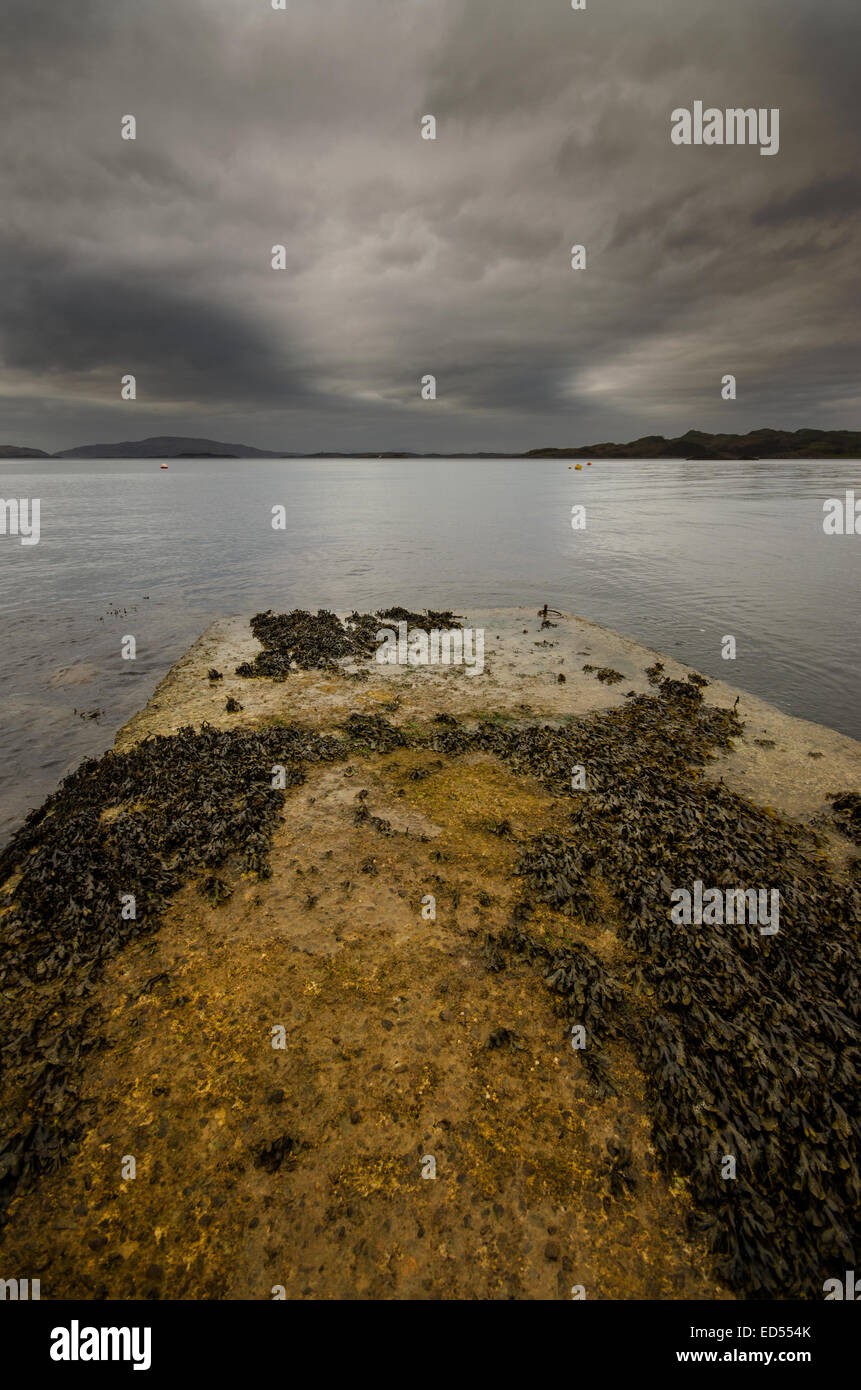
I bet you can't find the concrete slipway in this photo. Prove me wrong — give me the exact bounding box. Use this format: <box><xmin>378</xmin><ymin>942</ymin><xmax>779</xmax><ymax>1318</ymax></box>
<box><xmin>1</xmin><ymin>609</ymin><xmax>857</xmax><ymax>1299</ymax></box>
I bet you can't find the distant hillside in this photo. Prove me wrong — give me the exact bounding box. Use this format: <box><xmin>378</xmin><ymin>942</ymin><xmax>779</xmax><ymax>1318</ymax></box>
<box><xmin>54</xmin><ymin>435</ymin><xmax>282</xmax><ymax>459</ymax></box>
<box><xmin>3</xmin><ymin>428</ymin><xmax>859</xmax><ymax>461</ymax></box>
<box><xmin>526</xmin><ymin>428</ymin><xmax>861</xmax><ymax>460</ymax></box>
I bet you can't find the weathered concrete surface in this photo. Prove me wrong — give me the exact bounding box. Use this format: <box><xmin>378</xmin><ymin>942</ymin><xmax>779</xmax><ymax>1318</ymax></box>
<box><xmin>118</xmin><ymin>607</ymin><xmax>861</xmax><ymax>840</ymax></box>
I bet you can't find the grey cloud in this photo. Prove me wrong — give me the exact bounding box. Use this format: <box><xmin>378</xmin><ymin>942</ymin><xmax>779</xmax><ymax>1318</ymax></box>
<box><xmin>751</xmin><ymin>176</ymin><xmax>861</xmax><ymax>225</ymax></box>
<box><xmin>0</xmin><ymin>0</ymin><xmax>858</xmax><ymax>454</ymax></box>
<box><xmin>0</xmin><ymin>241</ymin><xmax>311</xmax><ymax>406</ymax></box>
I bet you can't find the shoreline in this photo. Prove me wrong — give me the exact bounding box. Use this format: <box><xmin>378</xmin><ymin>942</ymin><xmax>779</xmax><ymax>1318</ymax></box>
<box><xmin>5</xmin><ymin>452</ymin><xmax>861</xmax><ymax>462</ymax></box>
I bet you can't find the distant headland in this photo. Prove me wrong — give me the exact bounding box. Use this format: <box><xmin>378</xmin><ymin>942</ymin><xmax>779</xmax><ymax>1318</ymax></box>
<box><xmin>1</xmin><ymin>428</ymin><xmax>859</xmax><ymax>461</ymax></box>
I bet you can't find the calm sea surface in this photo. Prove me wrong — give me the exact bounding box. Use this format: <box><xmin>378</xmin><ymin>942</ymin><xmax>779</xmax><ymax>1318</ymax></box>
<box><xmin>1</xmin><ymin>456</ymin><xmax>859</xmax><ymax>841</ymax></box>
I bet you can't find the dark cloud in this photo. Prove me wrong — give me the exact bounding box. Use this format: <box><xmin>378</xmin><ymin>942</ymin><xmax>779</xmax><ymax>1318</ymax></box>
<box><xmin>0</xmin><ymin>241</ymin><xmax>311</xmax><ymax>406</ymax></box>
<box><xmin>751</xmin><ymin>175</ymin><xmax>861</xmax><ymax>226</ymax></box>
<box><xmin>0</xmin><ymin>0</ymin><xmax>858</xmax><ymax>453</ymax></box>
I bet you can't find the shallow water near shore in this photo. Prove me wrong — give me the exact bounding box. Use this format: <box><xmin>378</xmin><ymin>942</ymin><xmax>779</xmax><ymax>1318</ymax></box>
<box><xmin>1</xmin><ymin>455</ymin><xmax>859</xmax><ymax>840</ymax></box>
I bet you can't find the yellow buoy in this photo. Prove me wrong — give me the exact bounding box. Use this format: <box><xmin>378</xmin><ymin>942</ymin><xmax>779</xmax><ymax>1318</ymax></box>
<box><xmin>574</xmin><ymin>464</ymin><xmax>582</xmax><ymax>470</ymax></box>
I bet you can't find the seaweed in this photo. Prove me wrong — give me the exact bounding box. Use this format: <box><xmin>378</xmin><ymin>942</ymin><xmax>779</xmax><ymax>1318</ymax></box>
<box><xmin>827</xmin><ymin>792</ymin><xmax>861</xmax><ymax>846</ymax></box>
<box><xmin>236</xmin><ymin>607</ymin><xmax>463</xmax><ymax>680</ymax></box>
<box><xmin>603</xmin><ymin>1140</ymin><xmax>637</xmax><ymax>1198</ymax></box>
<box><xmin>253</xmin><ymin>1135</ymin><xmax>300</xmax><ymax>1173</ymax></box>
<box><xmin>485</xmin><ymin>1027</ymin><xmax>524</xmax><ymax>1052</ymax></box>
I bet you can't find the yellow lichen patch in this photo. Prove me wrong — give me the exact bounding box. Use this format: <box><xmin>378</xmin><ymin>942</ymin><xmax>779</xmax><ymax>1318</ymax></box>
<box><xmin>356</xmin><ymin>687</ymin><xmax>404</xmax><ymax>707</ymax></box>
<box><xmin>329</xmin><ymin>1154</ymin><xmax>417</xmax><ymax>1200</ymax></box>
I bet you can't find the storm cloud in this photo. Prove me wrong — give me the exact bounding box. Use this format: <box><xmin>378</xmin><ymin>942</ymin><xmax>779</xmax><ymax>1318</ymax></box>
<box><xmin>1</xmin><ymin>0</ymin><xmax>858</xmax><ymax>452</ymax></box>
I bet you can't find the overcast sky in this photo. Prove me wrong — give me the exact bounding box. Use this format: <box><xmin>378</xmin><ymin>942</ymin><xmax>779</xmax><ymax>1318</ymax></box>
<box><xmin>1</xmin><ymin>0</ymin><xmax>859</xmax><ymax>453</ymax></box>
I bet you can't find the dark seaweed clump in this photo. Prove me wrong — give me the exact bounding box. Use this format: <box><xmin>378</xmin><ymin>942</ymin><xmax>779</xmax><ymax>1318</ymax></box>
<box><xmin>827</xmin><ymin>792</ymin><xmax>861</xmax><ymax>846</ymax></box>
<box><xmin>456</xmin><ymin>676</ymin><xmax>859</xmax><ymax>1298</ymax></box>
<box><xmin>603</xmin><ymin>1140</ymin><xmax>637</xmax><ymax>1198</ymax></box>
<box><xmin>0</xmin><ymin>721</ymin><xmax>346</xmax><ymax>1221</ymax></box>
<box><xmin>236</xmin><ymin>607</ymin><xmax>462</xmax><ymax>680</ymax></box>
<box><xmin>340</xmin><ymin>712</ymin><xmax>409</xmax><ymax>754</ymax></box>
<box><xmin>515</xmin><ymin>833</ymin><xmax>596</xmax><ymax>920</ymax></box>
<box><xmin>253</xmin><ymin>1134</ymin><xmax>300</xmax><ymax>1173</ymax></box>
<box><xmin>499</xmin><ymin>912</ymin><xmax>627</xmax><ymax>1100</ymax></box>
<box><xmin>582</xmin><ymin>665</ymin><xmax>625</xmax><ymax>685</ymax></box>
<box><xmin>197</xmin><ymin>873</ymin><xmax>233</xmax><ymax>905</ymax></box>
<box><xmin>485</xmin><ymin>1026</ymin><xmax>524</xmax><ymax>1053</ymax></box>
